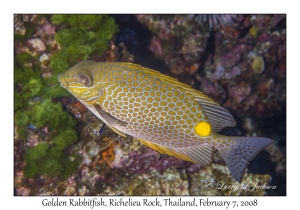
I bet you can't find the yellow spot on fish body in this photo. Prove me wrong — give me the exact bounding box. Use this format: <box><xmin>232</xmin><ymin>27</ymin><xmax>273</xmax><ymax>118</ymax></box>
<box><xmin>169</xmin><ymin>103</ymin><xmax>175</xmax><ymax>108</ymax></box>
<box><xmin>120</xmin><ymin>81</ymin><xmax>126</xmax><ymax>87</ymax></box>
<box><xmin>169</xmin><ymin>110</ymin><xmax>175</xmax><ymax>115</ymax></box>
<box><xmin>176</xmin><ymin>102</ymin><xmax>183</xmax><ymax>106</ymax></box>
<box><xmin>167</xmin><ymin>92</ymin><xmax>173</xmax><ymax>97</ymax></box>
<box><xmin>194</xmin><ymin>121</ymin><xmax>212</xmax><ymax>137</ymax></box>
<box><xmin>154</xmin><ymin>97</ymin><xmax>160</xmax><ymax>101</ymax></box>
<box><xmin>153</xmin><ymin>86</ymin><xmax>158</xmax><ymax>91</ymax></box>
<box><xmin>160</xmin><ymin>101</ymin><xmax>167</xmax><ymax>106</ymax></box>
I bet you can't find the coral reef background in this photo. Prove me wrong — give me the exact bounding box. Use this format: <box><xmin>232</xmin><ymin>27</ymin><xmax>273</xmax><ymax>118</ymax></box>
<box><xmin>14</xmin><ymin>14</ymin><xmax>286</xmax><ymax>196</ymax></box>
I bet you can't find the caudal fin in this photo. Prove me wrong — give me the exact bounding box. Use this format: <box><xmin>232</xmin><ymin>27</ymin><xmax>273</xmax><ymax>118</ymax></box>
<box><xmin>217</xmin><ymin>136</ymin><xmax>273</xmax><ymax>182</ymax></box>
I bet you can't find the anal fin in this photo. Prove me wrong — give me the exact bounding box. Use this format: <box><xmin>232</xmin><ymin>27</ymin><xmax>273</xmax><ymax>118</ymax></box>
<box><xmin>137</xmin><ymin>138</ymin><xmax>214</xmax><ymax>166</ymax></box>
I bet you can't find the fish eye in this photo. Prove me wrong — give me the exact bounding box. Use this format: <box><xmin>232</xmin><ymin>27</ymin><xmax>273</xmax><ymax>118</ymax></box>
<box><xmin>78</xmin><ymin>74</ymin><xmax>92</xmax><ymax>86</ymax></box>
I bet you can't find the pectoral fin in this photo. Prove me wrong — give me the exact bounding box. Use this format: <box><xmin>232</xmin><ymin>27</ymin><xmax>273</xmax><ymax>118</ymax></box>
<box><xmin>93</xmin><ymin>104</ymin><xmax>127</xmax><ymax>137</ymax></box>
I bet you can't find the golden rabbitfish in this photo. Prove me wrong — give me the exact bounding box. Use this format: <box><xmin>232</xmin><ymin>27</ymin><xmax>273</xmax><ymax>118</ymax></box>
<box><xmin>58</xmin><ymin>60</ymin><xmax>273</xmax><ymax>182</ymax></box>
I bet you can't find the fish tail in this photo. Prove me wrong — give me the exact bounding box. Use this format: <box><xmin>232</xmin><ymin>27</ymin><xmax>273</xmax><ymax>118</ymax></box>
<box><xmin>214</xmin><ymin>135</ymin><xmax>273</xmax><ymax>182</ymax></box>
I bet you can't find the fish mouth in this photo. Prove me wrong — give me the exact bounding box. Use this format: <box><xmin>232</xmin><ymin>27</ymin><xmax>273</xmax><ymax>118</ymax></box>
<box><xmin>58</xmin><ymin>73</ymin><xmax>68</xmax><ymax>88</ymax></box>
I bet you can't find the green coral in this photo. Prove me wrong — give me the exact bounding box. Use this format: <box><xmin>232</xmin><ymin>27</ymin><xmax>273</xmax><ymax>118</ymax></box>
<box><xmin>15</xmin><ymin>98</ymin><xmax>80</xmax><ymax>178</ymax></box>
<box><xmin>52</xmin><ymin>128</ymin><xmax>78</xmax><ymax>149</ymax></box>
<box><xmin>14</xmin><ymin>14</ymin><xmax>118</xmax><ymax>179</ymax></box>
<box><xmin>30</xmin><ymin>99</ymin><xmax>76</xmax><ymax>129</ymax></box>
<box><xmin>14</xmin><ymin>91</ymin><xmax>23</xmax><ymax>110</ymax></box>
<box><xmin>49</xmin><ymin>14</ymin><xmax>118</xmax><ymax>75</ymax></box>
<box><xmin>24</xmin><ymin>143</ymin><xmax>80</xmax><ymax>178</ymax></box>
<box><xmin>14</xmin><ymin>22</ymin><xmax>36</xmax><ymax>41</ymax></box>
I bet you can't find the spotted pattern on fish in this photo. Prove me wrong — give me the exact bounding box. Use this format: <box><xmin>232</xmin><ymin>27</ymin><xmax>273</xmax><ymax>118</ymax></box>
<box><xmin>58</xmin><ymin>60</ymin><xmax>273</xmax><ymax>182</ymax></box>
<box><xmin>100</xmin><ymin>67</ymin><xmax>210</xmax><ymax>147</ymax></box>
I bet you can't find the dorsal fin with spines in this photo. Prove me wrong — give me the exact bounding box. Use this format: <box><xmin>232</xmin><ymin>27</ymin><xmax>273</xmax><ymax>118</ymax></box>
<box><xmin>112</xmin><ymin>62</ymin><xmax>236</xmax><ymax>131</ymax></box>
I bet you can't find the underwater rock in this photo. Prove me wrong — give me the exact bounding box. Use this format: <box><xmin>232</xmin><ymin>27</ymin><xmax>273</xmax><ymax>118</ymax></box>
<box><xmin>220</xmin><ymin>44</ymin><xmax>252</xmax><ymax>68</ymax></box>
<box><xmin>226</xmin><ymin>82</ymin><xmax>251</xmax><ymax>110</ymax></box>
<box><xmin>111</xmin><ymin>144</ymin><xmax>185</xmax><ymax>175</ymax></box>
<box><xmin>89</xmin><ymin>42</ymin><xmax>134</xmax><ymax>63</ymax></box>
<box><xmin>136</xmin><ymin>14</ymin><xmax>207</xmax><ymax>74</ymax></box>
<box><xmin>188</xmin><ymin>163</ymin><xmax>271</xmax><ymax>195</ymax></box>
<box><xmin>120</xmin><ymin>167</ymin><xmax>189</xmax><ymax>196</ymax></box>
<box><xmin>149</xmin><ymin>36</ymin><xmax>163</xmax><ymax>55</ymax></box>
<box><xmin>85</xmin><ymin>141</ymin><xmax>101</xmax><ymax>159</ymax></box>
<box><xmin>224</xmin><ymin>66</ymin><xmax>241</xmax><ymax>79</ymax></box>
<box><xmin>39</xmin><ymin>53</ymin><xmax>50</xmax><ymax>69</ymax></box>
<box><xmin>26</xmin><ymin>130</ymin><xmax>39</xmax><ymax>148</ymax></box>
<box><xmin>200</xmin><ymin>79</ymin><xmax>226</xmax><ymax>104</ymax></box>
<box><xmin>16</xmin><ymin>186</ymin><xmax>31</xmax><ymax>196</ymax></box>
<box><xmin>265</xmin><ymin>144</ymin><xmax>286</xmax><ymax>175</ymax></box>
<box><xmin>242</xmin><ymin>117</ymin><xmax>256</xmax><ymax>133</ymax></box>
<box><xmin>258</xmin><ymin>78</ymin><xmax>274</xmax><ymax>96</ymax></box>
<box><xmin>14</xmin><ymin>14</ymin><xmax>26</xmax><ymax>35</ymax></box>
<box><xmin>22</xmin><ymin>14</ymin><xmax>39</xmax><ymax>23</ymax></box>
<box><xmin>206</xmin><ymin>64</ymin><xmax>225</xmax><ymax>80</ymax></box>
<box><xmin>27</xmin><ymin>38</ymin><xmax>46</xmax><ymax>52</ymax></box>
<box><xmin>251</xmin><ymin>56</ymin><xmax>265</xmax><ymax>74</ymax></box>
<box><xmin>37</xmin><ymin>22</ymin><xmax>56</xmax><ymax>36</ymax></box>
